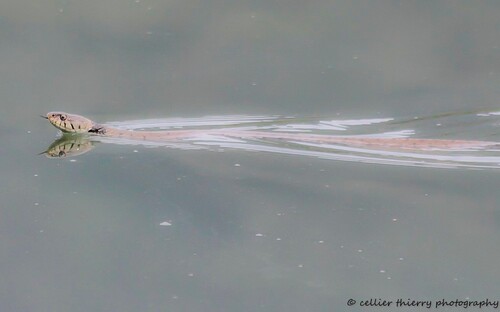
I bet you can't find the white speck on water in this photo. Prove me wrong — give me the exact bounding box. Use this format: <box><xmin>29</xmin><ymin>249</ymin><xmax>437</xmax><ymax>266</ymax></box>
<box><xmin>34</xmin><ymin>174</ymin><xmax>38</xmax><ymax>177</ymax></box>
<box><xmin>276</xmin><ymin>237</ymin><xmax>282</xmax><ymax>241</ymax></box>
<box><xmin>133</xmin><ymin>150</ymin><xmax>139</xmax><ymax>153</ymax></box>
<box><xmin>58</xmin><ymin>8</ymin><xmax>64</xmax><ymax>13</ymax></box>
<box><xmin>387</xmin><ymin>276</ymin><xmax>392</xmax><ymax>280</ymax></box>
<box><xmin>399</xmin><ymin>257</ymin><xmax>404</xmax><ymax>261</ymax></box>
<box><xmin>27</xmin><ymin>131</ymin><xmax>31</xmax><ymax>134</ymax></box>
<box><xmin>392</xmin><ymin>218</ymin><xmax>398</xmax><ymax>222</ymax></box>
<box><xmin>251</xmin><ymin>82</ymin><xmax>257</xmax><ymax>86</ymax></box>
<box><xmin>318</xmin><ymin>240</ymin><xmax>324</xmax><ymax>244</ymax></box>
<box><xmin>297</xmin><ymin>264</ymin><xmax>304</xmax><ymax>268</ymax></box>
<box><xmin>234</xmin><ymin>163</ymin><xmax>241</xmax><ymax>167</ymax></box>
<box><xmin>146</xmin><ymin>31</ymin><xmax>153</xmax><ymax>35</ymax></box>
<box><xmin>379</xmin><ymin>269</ymin><xmax>386</xmax><ymax>273</ymax></box>
<box><xmin>357</xmin><ymin>249</ymin><xmax>363</xmax><ymax>253</ymax></box>
<box><xmin>352</xmin><ymin>55</ymin><xmax>359</xmax><ymax>60</ymax></box>
<box><xmin>255</xmin><ymin>233</ymin><xmax>264</xmax><ymax>237</ymax></box>
<box><xmin>340</xmin><ymin>245</ymin><xmax>344</xmax><ymax>248</ymax></box>
<box><xmin>39</xmin><ymin>230</ymin><xmax>44</xmax><ymax>233</ymax></box>
<box><xmin>34</xmin><ymin>202</ymin><xmax>39</xmax><ymax>206</ymax></box>
<box><xmin>172</xmin><ymin>295</ymin><xmax>178</xmax><ymax>300</ymax></box>
<box><xmin>188</xmin><ymin>273</ymin><xmax>194</xmax><ymax>277</ymax></box>
<box><xmin>250</xmin><ymin>14</ymin><xmax>255</xmax><ymax>19</ymax></box>
<box><xmin>160</xmin><ymin>221</ymin><xmax>172</xmax><ymax>226</ymax></box>
<box><xmin>69</xmin><ymin>159</ymin><xmax>77</xmax><ymax>162</ymax></box>
<box><xmin>436</xmin><ymin>123</ymin><xmax>442</xmax><ymax>126</ymax></box>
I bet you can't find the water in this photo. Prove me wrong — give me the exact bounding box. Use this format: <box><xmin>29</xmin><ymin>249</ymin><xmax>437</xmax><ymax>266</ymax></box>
<box><xmin>2</xmin><ymin>1</ymin><xmax>500</xmax><ymax>311</ymax></box>
<box><xmin>9</xmin><ymin>111</ymin><xmax>500</xmax><ymax>311</ymax></box>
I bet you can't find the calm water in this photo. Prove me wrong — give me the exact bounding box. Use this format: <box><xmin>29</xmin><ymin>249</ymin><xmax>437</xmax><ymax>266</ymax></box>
<box><xmin>2</xmin><ymin>1</ymin><xmax>500</xmax><ymax>311</ymax></box>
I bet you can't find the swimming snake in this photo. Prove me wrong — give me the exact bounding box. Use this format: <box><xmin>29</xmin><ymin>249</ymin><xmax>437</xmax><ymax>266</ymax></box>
<box><xmin>44</xmin><ymin>112</ymin><xmax>500</xmax><ymax>151</ymax></box>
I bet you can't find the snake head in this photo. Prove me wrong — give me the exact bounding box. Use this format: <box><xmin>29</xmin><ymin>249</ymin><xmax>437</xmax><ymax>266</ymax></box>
<box><xmin>46</xmin><ymin>112</ymin><xmax>96</xmax><ymax>133</ymax></box>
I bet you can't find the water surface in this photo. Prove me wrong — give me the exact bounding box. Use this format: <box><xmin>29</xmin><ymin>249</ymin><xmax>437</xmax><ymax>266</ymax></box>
<box><xmin>2</xmin><ymin>1</ymin><xmax>500</xmax><ymax>311</ymax></box>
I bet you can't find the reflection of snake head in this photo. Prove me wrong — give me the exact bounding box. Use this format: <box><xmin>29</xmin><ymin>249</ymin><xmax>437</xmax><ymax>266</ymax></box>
<box><xmin>42</xmin><ymin>135</ymin><xmax>95</xmax><ymax>158</ymax></box>
<box><xmin>45</xmin><ymin>112</ymin><xmax>99</xmax><ymax>133</ymax></box>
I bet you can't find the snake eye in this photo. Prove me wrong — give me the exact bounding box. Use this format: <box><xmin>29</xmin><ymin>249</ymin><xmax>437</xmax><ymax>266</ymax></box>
<box><xmin>58</xmin><ymin>151</ymin><xmax>66</xmax><ymax>157</ymax></box>
<box><xmin>60</xmin><ymin>114</ymin><xmax>67</xmax><ymax>121</ymax></box>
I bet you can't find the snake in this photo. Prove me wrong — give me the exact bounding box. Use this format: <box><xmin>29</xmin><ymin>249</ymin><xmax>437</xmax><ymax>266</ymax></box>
<box><xmin>44</xmin><ymin>111</ymin><xmax>500</xmax><ymax>151</ymax></box>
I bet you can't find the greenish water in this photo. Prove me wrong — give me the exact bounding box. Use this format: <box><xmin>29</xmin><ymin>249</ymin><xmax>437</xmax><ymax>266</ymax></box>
<box><xmin>2</xmin><ymin>1</ymin><xmax>500</xmax><ymax>311</ymax></box>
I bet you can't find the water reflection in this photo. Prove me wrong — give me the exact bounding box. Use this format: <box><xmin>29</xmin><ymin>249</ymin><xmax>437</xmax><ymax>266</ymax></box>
<box><xmin>43</xmin><ymin>135</ymin><xmax>96</xmax><ymax>158</ymax></box>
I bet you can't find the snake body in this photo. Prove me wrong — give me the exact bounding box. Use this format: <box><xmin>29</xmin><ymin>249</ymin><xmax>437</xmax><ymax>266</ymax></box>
<box><xmin>45</xmin><ymin>112</ymin><xmax>500</xmax><ymax>151</ymax></box>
